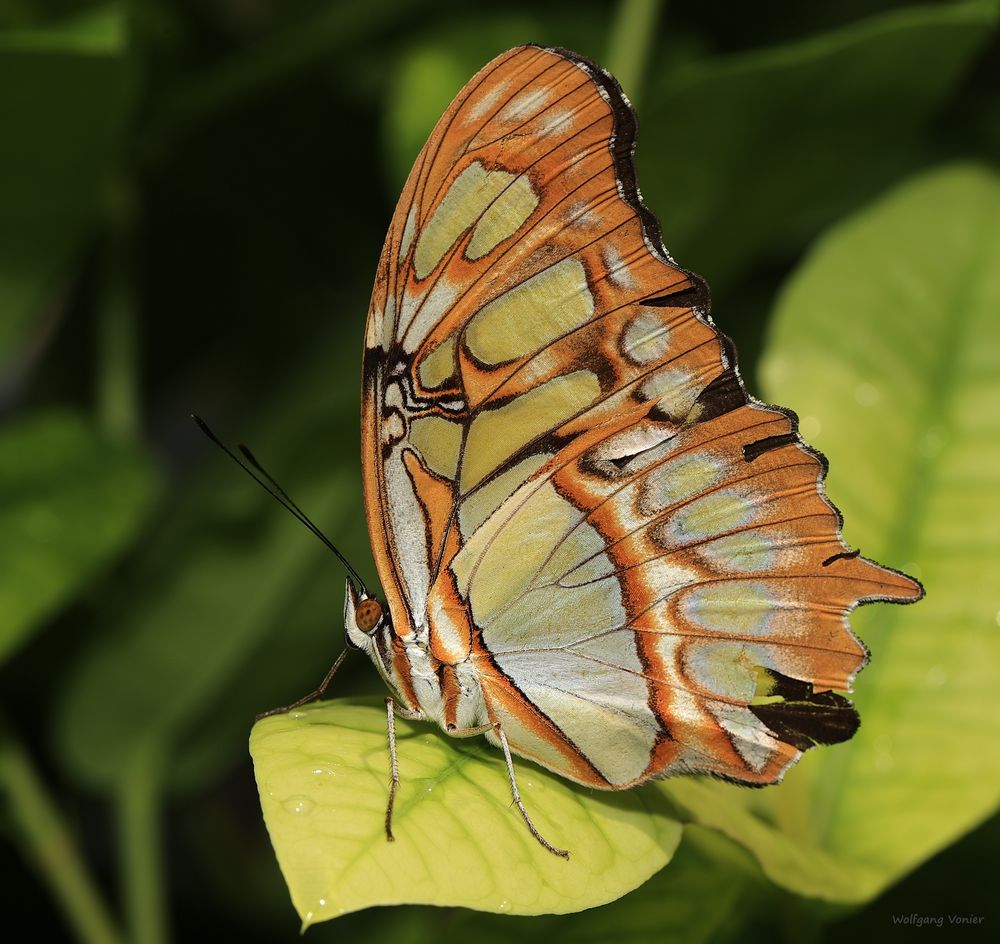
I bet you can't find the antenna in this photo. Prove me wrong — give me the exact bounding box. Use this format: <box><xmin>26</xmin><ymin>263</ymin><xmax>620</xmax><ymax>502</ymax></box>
<box><xmin>191</xmin><ymin>414</ymin><xmax>368</xmax><ymax>595</ymax></box>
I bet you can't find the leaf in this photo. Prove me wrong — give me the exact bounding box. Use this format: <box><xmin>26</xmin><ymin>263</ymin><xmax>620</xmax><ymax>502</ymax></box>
<box><xmin>0</xmin><ymin>5</ymin><xmax>129</xmax><ymax>366</ymax></box>
<box><xmin>250</xmin><ymin>699</ymin><xmax>682</xmax><ymax>923</ymax></box>
<box><xmin>54</xmin><ymin>445</ymin><xmax>355</xmax><ymax>790</ymax></box>
<box><xmin>56</xmin><ymin>473</ymin><xmax>353</xmax><ymax>789</ymax></box>
<box><xmin>664</xmin><ymin>778</ymin><xmax>866</xmax><ymax>902</ymax></box>
<box><xmin>462</xmin><ymin>826</ymin><xmax>764</xmax><ymax>944</ymax></box>
<box><xmin>0</xmin><ymin>5</ymin><xmax>124</xmax><ymax>54</ymax></box>
<box><xmin>667</xmin><ymin>164</ymin><xmax>1000</xmax><ymax>903</ymax></box>
<box><xmin>0</xmin><ymin>410</ymin><xmax>158</xmax><ymax>663</ymax></box>
<box><xmin>52</xmin><ymin>328</ymin><xmax>376</xmax><ymax>792</ymax></box>
<box><xmin>640</xmin><ymin>1</ymin><xmax>997</xmax><ymax>299</ymax></box>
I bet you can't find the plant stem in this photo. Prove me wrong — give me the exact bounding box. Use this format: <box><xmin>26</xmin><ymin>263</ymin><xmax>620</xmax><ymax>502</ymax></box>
<box><xmin>95</xmin><ymin>173</ymin><xmax>140</xmax><ymax>442</ymax></box>
<box><xmin>0</xmin><ymin>725</ymin><xmax>125</xmax><ymax>944</ymax></box>
<box><xmin>606</xmin><ymin>0</ymin><xmax>665</xmax><ymax>109</ymax></box>
<box><xmin>118</xmin><ymin>740</ymin><xmax>168</xmax><ymax>944</ymax></box>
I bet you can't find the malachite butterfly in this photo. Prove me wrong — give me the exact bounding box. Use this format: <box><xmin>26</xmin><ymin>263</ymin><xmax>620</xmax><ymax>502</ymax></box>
<box><xmin>270</xmin><ymin>45</ymin><xmax>923</xmax><ymax>857</ymax></box>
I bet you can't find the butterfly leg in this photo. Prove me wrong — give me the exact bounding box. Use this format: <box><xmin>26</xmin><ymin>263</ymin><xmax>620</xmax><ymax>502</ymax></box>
<box><xmin>446</xmin><ymin>720</ymin><xmax>569</xmax><ymax>859</ymax></box>
<box><xmin>255</xmin><ymin>648</ymin><xmax>349</xmax><ymax>721</ymax></box>
<box><xmin>384</xmin><ymin>696</ymin><xmax>421</xmax><ymax>842</ymax></box>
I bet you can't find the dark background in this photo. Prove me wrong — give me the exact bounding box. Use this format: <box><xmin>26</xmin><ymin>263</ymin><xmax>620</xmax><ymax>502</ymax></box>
<box><xmin>1</xmin><ymin>1</ymin><xmax>997</xmax><ymax>942</ymax></box>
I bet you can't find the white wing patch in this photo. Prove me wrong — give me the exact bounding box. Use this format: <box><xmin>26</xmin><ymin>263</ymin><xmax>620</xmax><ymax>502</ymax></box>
<box><xmin>494</xmin><ymin>647</ymin><xmax>657</xmax><ymax>785</ymax></box>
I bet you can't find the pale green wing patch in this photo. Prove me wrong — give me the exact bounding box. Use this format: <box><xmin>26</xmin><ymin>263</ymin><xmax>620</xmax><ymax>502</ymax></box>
<box><xmin>250</xmin><ymin>699</ymin><xmax>682</xmax><ymax>924</ymax></box>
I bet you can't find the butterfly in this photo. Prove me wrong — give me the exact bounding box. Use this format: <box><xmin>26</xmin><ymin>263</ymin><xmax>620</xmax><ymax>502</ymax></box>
<box><xmin>259</xmin><ymin>44</ymin><xmax>923</xmax><ymax>858</ymax></box>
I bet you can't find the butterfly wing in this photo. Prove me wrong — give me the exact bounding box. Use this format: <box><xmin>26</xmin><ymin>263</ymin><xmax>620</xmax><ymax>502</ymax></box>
<box><xmin>361</xmin><ymin>45</ymin><xmax>922</xmax><ymax>787</ymax></box>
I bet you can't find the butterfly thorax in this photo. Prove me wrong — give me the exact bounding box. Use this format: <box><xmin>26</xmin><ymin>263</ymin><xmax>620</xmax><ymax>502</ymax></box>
<box><xmin>379</xmin><ymin>616</ymin><xmax>488</xmax><ymax>732</ymax></box>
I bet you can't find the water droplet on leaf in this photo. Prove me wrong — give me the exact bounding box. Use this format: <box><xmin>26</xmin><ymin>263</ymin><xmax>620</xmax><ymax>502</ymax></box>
<box><xmin>926</xmin><ymin>665</ymin><xmax>948</xmax><ymax>687</ymax></box>
<box><xmin>283</xmin><ymin>795</ymin><xmax>315</xmax><ymax>815</ymax></box>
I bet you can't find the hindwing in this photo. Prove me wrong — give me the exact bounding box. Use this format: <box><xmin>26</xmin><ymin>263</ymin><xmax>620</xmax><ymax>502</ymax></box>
<box><xmin>361</xmin><ymin>45</ymin><xmax>922</xmax><ymax>788</ymax></box>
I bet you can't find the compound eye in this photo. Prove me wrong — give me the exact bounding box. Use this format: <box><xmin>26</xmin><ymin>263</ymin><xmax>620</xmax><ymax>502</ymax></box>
<box><xmin>355</xmin><ymin>598</ymin><xmax>383</xmax><ymax>634</ymax></box>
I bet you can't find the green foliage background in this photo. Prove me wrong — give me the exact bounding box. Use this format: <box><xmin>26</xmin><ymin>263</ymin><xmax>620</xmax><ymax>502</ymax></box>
<box><xmin>1</xmin><ymin>1</ymin><xmax>998</xmax><ymax>942</ymax></box>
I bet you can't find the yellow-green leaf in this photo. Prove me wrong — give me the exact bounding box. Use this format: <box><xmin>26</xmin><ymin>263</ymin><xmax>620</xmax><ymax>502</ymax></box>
<box><xmin>250</xmin><ymin>698</ymin><xmax>682</xmax><ymax>924</ymax></box>
<box><xmin>667</xmin><ymin>164</ymin><xmax>1000</xmax><ymax>903</ymax></box>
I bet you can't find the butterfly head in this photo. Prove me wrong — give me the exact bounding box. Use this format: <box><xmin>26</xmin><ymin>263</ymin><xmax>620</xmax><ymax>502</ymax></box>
<box><xmin>344</xmin><ymin>578</ymin><xmax>384</xmax><ymax>650</ymax></box>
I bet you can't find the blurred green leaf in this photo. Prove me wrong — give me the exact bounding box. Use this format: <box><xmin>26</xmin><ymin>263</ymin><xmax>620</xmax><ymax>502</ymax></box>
<box><xmin>163</xmin><ymin>558</ymin><xmax>368</xmax><ymax>794</ymax></box>
<box><xmin>0</xmin><ymin>4</ymin><xmax>124</xmax><ymax>53</ymax></box>
<box><xmin>668</xmin><ymin>163</ymin><xmax>1000</xmax><ymax>903</ymax></box>
<box><xmin>0</xmin><ymin>4</ymin><xmax>128</xmax><ymax>367</ymax></box>
<box><xmin>53</xmin><ymin>328</ymin><xmax>370</xmax><ymax>791</ymax></box>
<box><xmin>0</xmin><ymin>409</ymin><xmax>158</xmax><ymax>663</ymax></box>
<box><xmin>666</xmin><ymin>777</ymin><xmax>863</xmax><ymax>901</ymax></box>
<box><xmin>250</xmin><ymin>698</ymin><xmax>681</xmax><ymax>923</ymax></box>
<box><xmin>381</xmin><ymin>14</ymin><xmax>542</xmax><ymax>189</ymax></box>
<box><xmin>53</xmin><ymin>464</ymin><xmax>354</xmax><ymax>791</ymax></box>
<box><xmin>640</xmin><ymin>1</ymin><xmax>998</xmax><ymax>296</ymax></box>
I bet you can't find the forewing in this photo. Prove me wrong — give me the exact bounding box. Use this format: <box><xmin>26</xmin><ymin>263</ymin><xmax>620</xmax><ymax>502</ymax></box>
<box><xmin>360</xmin><ymin>45</ymin><xmax>922</xmax><ymax>787</ymax></box>
<box><xmin>362</xmin><ymin>45</ymin><xmax>703</xmax><ymax>632</ymax></box>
